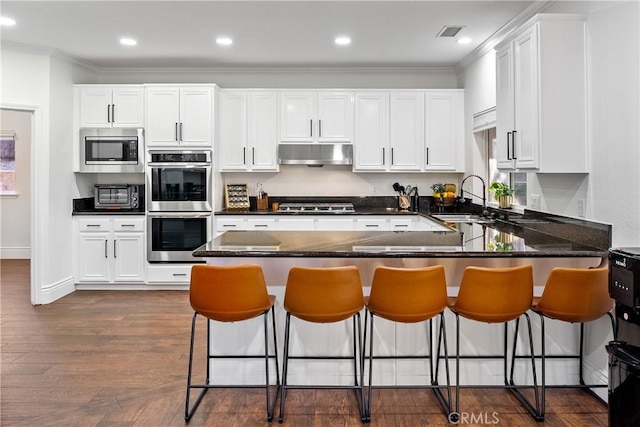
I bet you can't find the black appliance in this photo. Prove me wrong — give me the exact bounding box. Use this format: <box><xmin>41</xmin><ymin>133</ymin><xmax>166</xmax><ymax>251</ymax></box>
<box><xmin>607</xmin><ymin>247</ymin><xmax>640</xmax><ymax>427</ymax></box>
<box><xmin>147</xmin><ymin>212</ymin><xmax>212</xmax><ymax>263</ymax></box>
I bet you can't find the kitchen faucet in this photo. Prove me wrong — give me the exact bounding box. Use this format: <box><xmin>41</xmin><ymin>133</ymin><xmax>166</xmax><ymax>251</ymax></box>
<box><xmin>459</xmin><ymin>174</ymin><xmax>487</xmax><ymax>215</ymax></box>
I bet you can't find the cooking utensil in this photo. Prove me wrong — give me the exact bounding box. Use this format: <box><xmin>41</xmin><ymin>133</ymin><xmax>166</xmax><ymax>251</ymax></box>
<box><xmin>399</xmin><ymin>185</ymin><xmax>405</xmax><ymax>194</ymax></box>
<box><xmin>393</xmin><ymin>182</ymin><xmax>401</xmax><ymax>193</ymax></box>
<box><xmin>405</xmin><ymin>185</ymin><xmax>413</xmax><ymax>196</ymax></box>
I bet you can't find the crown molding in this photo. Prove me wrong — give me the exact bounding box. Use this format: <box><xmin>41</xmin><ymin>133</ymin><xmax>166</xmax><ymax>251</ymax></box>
<box><xmin>97</xmin><ymin>65</ymin><xmax>456</xmax><ymax>75</ymax></box>
<box><xmin>1</xmin><ymin>40</ymin><xmax>100</xmax><ymax>72</ymax></box>
<box><xmin>454</xmin><ymin>0</ymin><xmax>557</xmax><ymax>74</ymax></box>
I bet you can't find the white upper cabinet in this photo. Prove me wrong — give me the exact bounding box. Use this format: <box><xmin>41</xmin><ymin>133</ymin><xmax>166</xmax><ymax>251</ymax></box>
<box><xmin>78</xmin><ymin>85</ymin><xmax>144</xmax><ymax>128</ymax></box>
<box><xmin>280</xmin><ymin>91</ymin><xmax>353</xmax><ymax>143</ymax></box>
<box><xmin>389</xmin><ymin>92</ymin><xmax>423</xmax><ymax>171</ymax></box>
<box><xmin>424</xmin><ymin>91</ymin><xmax>464</xmax><ymax>171</ymax></box>
<box><xmin>354</xmin><ymin>90</ymin><xmax>463</xmax><ymax>172</ymax></box>
<box><xmin>219</xmin><ymin>90</ymin><xmax>279</xmax><ymax>171</ymax></box>
<box><xmin>495</xmin><ymin>14</ymin><xmax>587</xmax><ymax>172</ymax></box>
<box><xmin>353</xmin><ymin>92</ymin><xmax>389</xmax><ymax>171</ymax></box>
<box><xmin>145</xmin><ymin>85</ymin><xmax>214</xmax><ymax>148</ymax></box>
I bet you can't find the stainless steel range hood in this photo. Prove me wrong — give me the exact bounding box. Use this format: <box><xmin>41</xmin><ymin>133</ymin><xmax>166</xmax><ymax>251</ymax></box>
<box><xmin>278</xmin><ymin>143</ymin><xmax>353</xmax><ymax>166</ymax></box>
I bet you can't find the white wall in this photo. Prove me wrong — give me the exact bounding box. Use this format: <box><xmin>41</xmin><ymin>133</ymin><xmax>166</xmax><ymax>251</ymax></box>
<box><xmin>587</xmin><ymin>1</ymin><xmax>640</xmax><ymax>246</ymax></box>
<box><xmin>0</xmin><ymin>47</ymin><xmax>97</xmax><ymax>303</ymax></box>
<box><xmin>0</xmin><ymin>109</ymin><xmax>31</xmax><ymax>258</ymax></box>
<box><xmin>98</xmin><ymin>67</ymin><xmax>458</xmax><ymax>89</ymax></box>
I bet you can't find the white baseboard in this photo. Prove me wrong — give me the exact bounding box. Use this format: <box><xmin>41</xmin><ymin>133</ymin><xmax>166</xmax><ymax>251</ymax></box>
<box><xmin>40</xmin><ymin>275</ymin><xmax>75</xmax><ymax>304</ymax></box>
<box><xmin>0</xmin><ymin>247</ymin><xmax>31</xmax><ymax>259</ymax></box>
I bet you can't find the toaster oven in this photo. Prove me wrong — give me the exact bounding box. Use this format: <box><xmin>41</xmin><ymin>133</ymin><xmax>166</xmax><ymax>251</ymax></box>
<box><xmin>94</xmin><ymin>184</ymin><xmax>140</xmax><ymax>210</ymax></box>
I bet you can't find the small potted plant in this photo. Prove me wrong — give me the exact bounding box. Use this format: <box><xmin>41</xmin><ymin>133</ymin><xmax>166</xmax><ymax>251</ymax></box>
<box><xmin>489</xmin><ymin>181</ymin><xmax>514</xmax><ymax>209</ymax></box>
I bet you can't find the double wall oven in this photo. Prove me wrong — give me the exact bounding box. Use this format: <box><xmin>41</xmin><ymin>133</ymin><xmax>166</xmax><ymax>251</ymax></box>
<box><xmin>146</xmin><ymin>150</ymin><xmax>212</xmax><ymax>263</ymax></box>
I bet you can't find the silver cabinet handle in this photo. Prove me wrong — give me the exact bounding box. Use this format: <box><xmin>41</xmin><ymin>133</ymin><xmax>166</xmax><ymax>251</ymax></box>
<box><xmin>310</xmin><ymin>119</ymin><xmax>313</xmax><ymax>137</ymax></box>
<box><xmin>175</xmin><ymin>123</ymin><xmax>179</xmax><ymax>141</ymax></box>
<box><xmin>319</xmin><ymin>119</ymin><xmax>322</xmax><ymax>137</ymax></box>
<box><xmin>252</xmin><ymin>147</ymin><xmax>255</xmax><ymax>165</ymax></box>
<box><xmin>426</xmin><ymin>147</ymin><xmax>429</xmax><ymax>165</ymax></box>
<box><xmin>180</xmin><ymin>122</ymin><xmax>183</xmax><ymax>142</ymax></box>
<box><xmin>512</xmin><ymin>130</ymin><xmax>517</xmax><ymax>159</ymax></box>
<box><xmin>254</xmin><ymin>224</ymin><xmax>269</xmax><ymax>228</ymax></box>
<box><xmin>104</xmin><ymin>240</ymin><xmax>108</xmax><ymax>258</ymax></box>
<box><xmin>87</xmin><ymin>224</ymin><xmax>101</xmax><ymax>228</ymax></box>
<box><xmin>173</xmin><ymin>273</ymin><xmax>187</xmax><ymax>277</ymax></box>
<box><xmin>222</xmin><ymin>224</ymin><xmax>237</xmax><ymax>228</ymax></box>
<box><xmin>394</xmin><ymin>224</ymin><xmax>409</xmax><ymax>228</ymax></box>
<box><xmin>107</xmin><ymin>105</ymin><xmax>111</xmax><ymax>123</ymax></box>
<box><xmin>113</xmin><ymin>240</ymin><xmax>117</xmax><ymax>258</ymax></box>
<box><xmin>391</xmin><ymin>147</ymin><xmax>394</xmax><ymax>165</ymax></box>
<box><xmin>382</xmin><ymin>147</ymin><xmax>385</xmax><ymax>166</ymax></box>
<box><xmin>120</xmin><ymin>224</ymin><xmax>136</xmax><ymax>228</ymax></box>
<box><xmin>243</xmin><ymin>147</ymin><xmax>246</xmax><ymax>165</ymax></box>
<box><xmin>111</xmin><ymin>104</ymin><xmax>115</xmax><ymax>123</ymax></box>
<box><xmin>365</xmin><ymin>224</ymin><xmax>379</xmax><ymax>228</ymax></box>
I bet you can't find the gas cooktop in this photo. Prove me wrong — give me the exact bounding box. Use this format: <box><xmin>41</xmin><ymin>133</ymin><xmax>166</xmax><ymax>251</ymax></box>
<box><xmin>277</xmin><ymin>203</ymin><xmax>355</xmax><ymax>213</ymax></box>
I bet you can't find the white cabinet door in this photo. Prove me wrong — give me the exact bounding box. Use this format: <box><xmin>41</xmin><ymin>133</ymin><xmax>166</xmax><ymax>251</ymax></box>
<box><xmin>79</xmin><ymin>88</ymin><xmax>112</xmax><ymax>128</ymax></box>
<box><xmin>389</xmin><ymin>92</ymin><xmax>423</xmax><ymax>171</ymax></box>
<box><xmin>280</xmin><ymin>92</ymin><xmax>315</xmax><ymax>142</ymax></box>
<box><xmin>77</xmin><ymin>232</ymin><xmax>111</xmax><ymax>282</ymax></box>
<box><xmin>216</xmin><ymin>217</ymin><xmax>247</xmax><ymax>232</ymax></box>
<box><xmin>145</xmin><ymin>87</ymin><xmax>181</xmax><ymax>147</ymax></box>
<box><xmin>424</xmin><ymin>91</ymin><xmax>463</xmax><ymax>171</ymax></box>
<box><xmin>389</xmin><ymin>218</ymin><xmax>413</xmax><ymax>231</ymax></box>
<box><xmin>315</xmin><ymin>218</ymin><xmax>356</xmax><ymax>230</ymax></box>
<box><xmin>250</xmin><ymin>92</ymin><xmax>279</xmax><ymax>170</ymax></box>
<box><xmin>317</xmin><ymin>92</ymin><xmax>353</xmax><ymax>142</ymax></box>
<box><xmin>495</xmin><ymin>46</ymin><xmax>516</xmax><ymax>170</ymax></box>
<box><xmin>354</xmin><ymin>93</ymin><xmax>389</xmax><ymax>171</ymax></box>
<box><xmin>219</xmin><ymin>91</ymin><xmax>249</xmax><ymax>170</ymax></box>
<box><xmin>512</xmin><ymin>25</ymin><xmax>539</xmax><ymax>169</ymax></box>
<box><xmin>180</xmin><ymin>87</ymin><xmax>213</xmax><ymax>147</ymax></box>
<box><xmin>146</xmin><ymin>86</ymin><xmax>213</xmax><ymax>148</ymax></box>
<box><xmin>112</xmin><ymin>232</ymin><xmax>145</xmax><ymax>282</ymax></box>
<box><xmin>75</xmin><ymin>217</ymin><xmax>145</xmax><ymax>284</ymax></box>
<box><xmin>111</xmin><ymin>88</ymin><xmax>144</xmax><ymax>128</ymax></box>
<box><xmin>356</xmin><ymin>218</ymin><xmax>389</xmax><ymax>231</ymax></box>
<box><xmin>280</xmin><ymin>91</ymin><xmax>353</xmax><ymax>143</ymax></box>
<box><xmin>277</xmin><ymin>218</ymin><xmax>315</xmax><ymax>230</ymax></box>
<box><xmin>79</xmin><ymin>86</ymin><xmax>144</xmax><ymax>128</ymax></box>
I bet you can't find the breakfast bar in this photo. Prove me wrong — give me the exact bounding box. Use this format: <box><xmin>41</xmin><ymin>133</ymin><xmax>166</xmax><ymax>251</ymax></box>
<box><xmin>192</xmin><ymin>214</ymin><xmax>612</xmax><ymax>389</ymax></box>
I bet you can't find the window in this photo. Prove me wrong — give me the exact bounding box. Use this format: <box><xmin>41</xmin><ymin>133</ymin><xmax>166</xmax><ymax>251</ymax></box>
<box><xmin>0</xmin><ymin>132</ymin><xmax>16</xmax><ymax>193</ymax></box>
<box><xmin>487</xmin><ymin>129</ymin><xmax>527</xmax><ymax>206</ymax></box>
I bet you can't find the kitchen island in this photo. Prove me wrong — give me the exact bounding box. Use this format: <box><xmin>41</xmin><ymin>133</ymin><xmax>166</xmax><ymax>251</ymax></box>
<box><xmin>192</xmin><ymin>215</ymin><xmax>612</xmax><ymax>389</ymax></box>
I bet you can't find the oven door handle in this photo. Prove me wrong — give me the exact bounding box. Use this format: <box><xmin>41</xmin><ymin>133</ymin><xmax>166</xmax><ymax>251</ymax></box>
<box><xmin>148</xmin><ymin>213</ymin><xmax>212</xmax><ymax>219</ymax></box>
<box><xmin>146</xmin><ymin>163</ymin><xmax>210</xmax><ymax>168</ymax></box>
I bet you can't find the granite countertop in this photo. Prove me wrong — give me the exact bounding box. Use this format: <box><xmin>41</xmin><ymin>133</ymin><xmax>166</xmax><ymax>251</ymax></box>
<box><xmin>193</xmin><ymin>218</ymin><xmax>608</xmax><ymax>258</ymax></box>
<box><xmin>72</xmin><ymin>197</ymin><xmax>145</xmax><ymax>215</ymax></box>
<box><xmin>215</xmin><ymin>207</ymin><xmax>419</xmax><ymax>216</ymax></box>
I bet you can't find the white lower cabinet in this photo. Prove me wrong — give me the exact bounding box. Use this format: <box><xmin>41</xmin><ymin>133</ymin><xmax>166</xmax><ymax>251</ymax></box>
<box><xmin>75</xmin><ymin>217</ymin><xmax>145</xmax><ymax>284</ymax></box>
<box><xmin>215</xmin><ymin>214</ymin><xmax>448</xmax><ymax>232</ymax></box>
<box><xmin>146</xmin><ymin>264</ymin><xmax>192</xmax><ymax>284</ymax></box>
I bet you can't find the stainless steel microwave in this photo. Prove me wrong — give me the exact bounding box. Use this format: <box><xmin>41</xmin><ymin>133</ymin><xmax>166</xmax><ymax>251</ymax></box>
<box><xmin>79</xmin><ymin>128</ymin><xmax>144</xmax><ymax>173</ymax></box>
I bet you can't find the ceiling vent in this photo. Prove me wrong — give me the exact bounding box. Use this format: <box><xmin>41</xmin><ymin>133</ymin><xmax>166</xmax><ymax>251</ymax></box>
<box><xmin>436</xmin><ymin>26</ymin><xmax>464</xmax><ymax>38</ymax></box>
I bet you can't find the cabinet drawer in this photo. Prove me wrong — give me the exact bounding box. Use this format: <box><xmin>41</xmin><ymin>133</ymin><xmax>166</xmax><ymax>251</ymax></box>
<box><xmin>113</xmin><ymin>218</ymin><xmax>145</xmax><ymax>232</ymax></box>
<box><xmin>77</xmin><ymin>218</ymin><xmax>111</xmax><ymax>232</ymax></box>
<box><xmin>356</xmin><ymin>218</ymin><xmax>389</xmax><ymax>231</ymax></box>
<box><xmin>389</xmin><ymin>218</ymin><xmax>413</xmax><ymax>230</ymax></box>
<box><xmin>277</xmin><ymin>218</ymin><xmax>315</xmax><ymax>230</ymax></box>
<box><xmin>146</xmin><ymin>264</ymin><xmax>193</xmax><ymax>283</ymax></box>
<box><xmin>216</xmin><ymin>218</ymin><xmax>246</xmax><ymax>231</ymax></box>
<box><xmin>247</xmin><ymin>218</ymin><xmax>276</xmax><ymax>229</ymax></box>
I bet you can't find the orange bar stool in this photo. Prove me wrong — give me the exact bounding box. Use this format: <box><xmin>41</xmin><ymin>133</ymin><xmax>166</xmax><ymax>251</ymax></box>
<box><xmin>514</xmin><ymin>267</ymin><xmax>615</xmax><ymax>418</ymax></box>
<box><xmin>278</xmin><ymin>266</ymin><xmax>366</xmax><ymax>423</ymax></box>
<box><xmin>364</xmin><ymin>266</ymin><xmax>452</xmax><ymax>422</ymax></box>
<box><xmin>185</xmin><ymin>264</ymin><xmax>280</xmax><ymax>422</ymax></box>
<box><xmin>448</xmin><ymin>265</ymin><xmax>541</xmax><ymax>421</ymax></box>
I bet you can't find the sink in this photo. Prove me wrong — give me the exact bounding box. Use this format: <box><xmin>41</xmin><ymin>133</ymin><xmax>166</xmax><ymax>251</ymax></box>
<box><xmin>432</xmin><ymin>214</ymin><xmax>495</xmax><ymax>224</ymax></box>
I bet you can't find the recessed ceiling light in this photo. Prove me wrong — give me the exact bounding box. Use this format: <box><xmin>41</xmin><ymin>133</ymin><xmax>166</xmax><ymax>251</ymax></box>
<box><xmin>335</xmin><ymin>36</ymin><xmax>351</xmax><ymax>46</ymax></box>
<box><xmin>120</xmin><ymin>38</ymin><xmax>137</xmax><ymax>46</ymax></box>
<box><xmin>216</xmin><ymin>37</ymin><xmax>233</xmax><ymax>46</ymax></box>
<box><xmin>0</xmin><ymin>16</ymin><xmax>16</xmax><ymax>26</ymax></box>
<box><xmin>457</xmin><ymin>37</ymin><xmax>472</xmax><ymax>45</ymax></box>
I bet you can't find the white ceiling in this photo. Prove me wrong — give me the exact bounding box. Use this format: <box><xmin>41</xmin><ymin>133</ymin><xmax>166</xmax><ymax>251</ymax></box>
<box><xmin>0</xmin><ymin>1</ymin><xmax>539</xmax><ymax>69</ymax></box>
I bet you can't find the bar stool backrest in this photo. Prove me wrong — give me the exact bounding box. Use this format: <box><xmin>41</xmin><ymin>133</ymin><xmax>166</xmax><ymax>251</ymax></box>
<box><xmin>284</xmin><ymin>266</ymin><xmax>364</xmax><ymax>323</ymax></box>
<box><xmin>368</xmin><ymin>266</ymin><xmax>448</xmax><ymax>323</ymax></box>
<box><xmin>535</xmin><ymin>267</ymin><xmax>613</xmax><ymax>323</ymax></box>
<box><xmin>190</xmin><ymin>264</ymin><xmax>272</xmax><ymax>322</ymax></box>
<box><xmin>454</xmin><ymin>265</ymin><xmax>534</xmax><ymax>323</ymax></box>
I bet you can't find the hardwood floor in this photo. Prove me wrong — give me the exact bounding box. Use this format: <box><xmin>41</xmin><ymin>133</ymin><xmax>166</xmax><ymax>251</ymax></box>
<box><xmin>1</xmin><ymin>259</ymin><xmax>608</xmax><ymax>426</ymax></box>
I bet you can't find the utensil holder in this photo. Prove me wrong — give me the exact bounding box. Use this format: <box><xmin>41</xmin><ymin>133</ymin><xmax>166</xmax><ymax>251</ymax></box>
<box><xmin>257</xmin><ymin>197</ymin><xmax>269</xmax><ymax>212</ymax></box>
